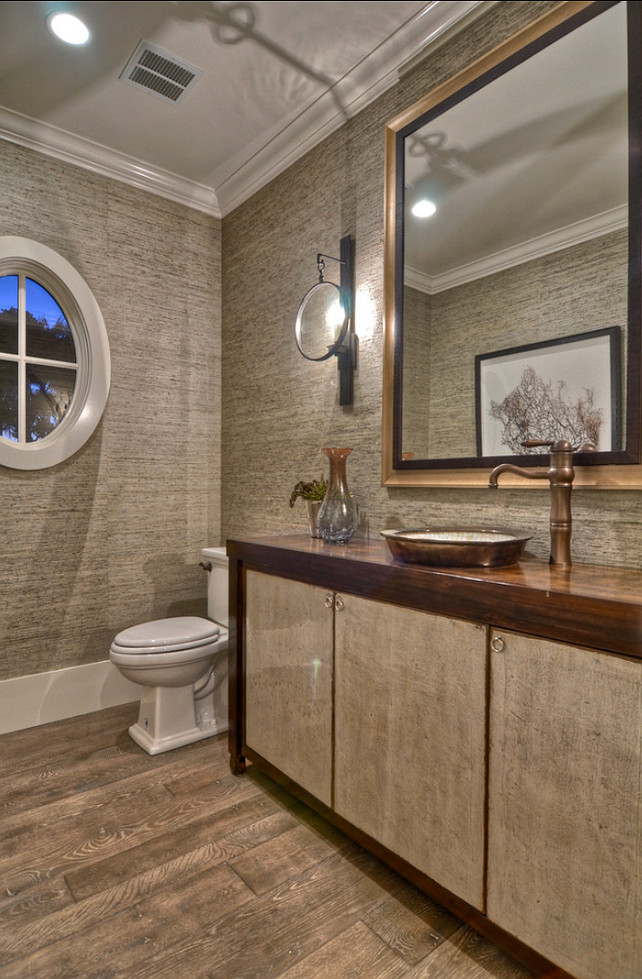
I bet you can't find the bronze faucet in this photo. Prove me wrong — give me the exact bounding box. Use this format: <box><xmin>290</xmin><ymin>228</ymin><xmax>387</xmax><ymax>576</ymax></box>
<box><xmin>488</xmin><ymin>439</ymin><xmax>575</xmax><ymax>568</ymax></box>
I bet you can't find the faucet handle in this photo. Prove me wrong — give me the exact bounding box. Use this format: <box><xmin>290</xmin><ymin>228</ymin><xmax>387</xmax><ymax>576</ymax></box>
<box><xmin>522</xmin><ymin>438</ymin><xmax>596</xmax><ymax>454</ymax></box>
<box><xmin>522</xmin><ymin>438</ymin><xmax>573</xmax><ymax>452</ymax></box>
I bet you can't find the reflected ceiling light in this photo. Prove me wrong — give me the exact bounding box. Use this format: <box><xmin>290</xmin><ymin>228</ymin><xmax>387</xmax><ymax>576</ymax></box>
<box><xmin>411</xmin><ymin>198</ymin><xmax>437</xmax><ymax>218</ymax></box>
<box><xmin>47</xmin><ymin>12</ymin><xmax>91</xmax><ymax>45</ymax></box>
<box><xmin>409</xmin><ymin>173</ymin><xmax>442</xmax><ymax>218</ymax></box>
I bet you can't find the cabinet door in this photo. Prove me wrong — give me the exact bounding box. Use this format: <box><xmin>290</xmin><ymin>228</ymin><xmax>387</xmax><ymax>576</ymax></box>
<box><xmin>244</xmin><ymin>570</ymin><xmax>333</xmax><ymax>806</ymax></box>
<box><xmin>334</xmin><ymin>594</ymin><xmax>487</xmax><ymax>911</ymax></box>
<box><xmin>488</xmin><ymin>630</ymin><xmax>642</xmax><ymax>979</ymax></box>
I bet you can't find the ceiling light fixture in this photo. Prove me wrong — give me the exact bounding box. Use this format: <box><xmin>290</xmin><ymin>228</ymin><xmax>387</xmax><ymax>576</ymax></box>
<box><xmin>47</xmin><ymin>12</ymin><xmax>91</xmax><ymax>46</ymax></box>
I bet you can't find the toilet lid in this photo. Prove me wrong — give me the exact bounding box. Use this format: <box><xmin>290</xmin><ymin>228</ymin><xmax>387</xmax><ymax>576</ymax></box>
<box><xmin>112</xmin><ymin>616</ymin><xmax>221</xmax><ymax>653</ymax></box>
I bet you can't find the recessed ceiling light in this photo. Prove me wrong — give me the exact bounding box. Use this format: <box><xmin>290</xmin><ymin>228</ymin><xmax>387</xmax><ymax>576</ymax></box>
<box><xmin>47</xmin><ymin>12</ymin><xmax>91</xmax><ymax>46</ymax></box>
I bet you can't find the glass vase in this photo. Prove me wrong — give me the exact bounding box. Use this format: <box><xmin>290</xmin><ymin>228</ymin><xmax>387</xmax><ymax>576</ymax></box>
<box><xmin>307</xmin><ymin>499</ymin><xmax>322</xmax><ymax>538</ymax></box>
<box><xmin>318</xmin><ymin>447</ymin><xmax>359</xmax><ymax>544</ymax></box>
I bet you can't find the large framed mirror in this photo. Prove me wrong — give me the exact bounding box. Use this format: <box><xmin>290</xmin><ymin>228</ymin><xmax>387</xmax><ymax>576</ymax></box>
<box><xmin>382</xmin><ymin>0</ymin><xmax>642</xmax><ymax>488</ymax></box>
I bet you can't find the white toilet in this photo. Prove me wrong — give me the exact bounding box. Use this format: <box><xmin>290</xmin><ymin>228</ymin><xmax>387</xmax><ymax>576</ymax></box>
<box><xmin>109</xmin><ymin>546</ymin><xmax>229</xmax><ymax>755</ymax></box>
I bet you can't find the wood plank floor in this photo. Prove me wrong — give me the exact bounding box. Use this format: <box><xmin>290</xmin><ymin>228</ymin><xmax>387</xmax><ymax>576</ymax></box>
<box><xmin>0</xmin><ymin>703</ymin><xmax>545</xmax><ymax>978</ymax></box>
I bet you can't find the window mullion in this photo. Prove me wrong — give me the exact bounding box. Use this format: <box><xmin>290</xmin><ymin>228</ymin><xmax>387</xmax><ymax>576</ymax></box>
<box><xmin>18</xmin><ymin>273</ymin><xmax>26</xmax><ymax>445</ymax></box>
<box><xmin>24</xmin><ymin>355</ymin><xmax>79</xmax><ymax>370</ymax></box>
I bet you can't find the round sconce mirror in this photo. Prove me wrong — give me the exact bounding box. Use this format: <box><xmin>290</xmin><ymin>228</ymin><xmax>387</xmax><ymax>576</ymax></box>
<box><xmin>295</xmin><ymin>280</ymin><xmax>349</xmax><ymax>361</ymax></box>
<box><xmin>294</xmin><ymin>235</ymin><xmax>357</xmax><ymax>405</ymax></box>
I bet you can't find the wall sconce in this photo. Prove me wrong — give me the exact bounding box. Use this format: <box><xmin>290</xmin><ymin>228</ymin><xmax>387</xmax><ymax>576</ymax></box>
<box><xmin>295</xmin><ymin>234</ymin><xmax>357</xmax><ymax>405</ymax></box>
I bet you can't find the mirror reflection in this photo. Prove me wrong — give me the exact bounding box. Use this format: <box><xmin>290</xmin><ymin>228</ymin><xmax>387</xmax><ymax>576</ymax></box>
<box><xmin>387</xmin><ymin>0</ymin><xmax>638</xmax><ymax>478</ymax></box>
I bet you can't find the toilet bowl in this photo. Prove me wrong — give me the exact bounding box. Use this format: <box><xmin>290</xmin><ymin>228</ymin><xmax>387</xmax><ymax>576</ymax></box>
<box><xmin>109</xmin><ymin>547</ymin><xmax>229</xmax><ymax>755</ymax></box>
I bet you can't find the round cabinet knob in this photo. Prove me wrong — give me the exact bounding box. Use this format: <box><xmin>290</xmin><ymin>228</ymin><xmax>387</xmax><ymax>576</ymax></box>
<box><xmin>334</xmin><ymin>596</ymin><xmax>345</xmax><ymax>612</ymax></box>
<box><xmin>324</xmin><ymin>594</ymin><xmax>334</xmax><ymax>609</ymax></box>
<box><xmin>490</xmin><ymin>635</ymin><xmax>505</xmax><ymax>653</ymax></box>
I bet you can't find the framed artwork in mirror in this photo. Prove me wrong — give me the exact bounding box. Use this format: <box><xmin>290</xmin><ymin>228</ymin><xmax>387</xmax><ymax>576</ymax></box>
<box><xmin>475</xmin><ymin>327</ymin><xmax>621</xmax><ymax>457</ymax></box>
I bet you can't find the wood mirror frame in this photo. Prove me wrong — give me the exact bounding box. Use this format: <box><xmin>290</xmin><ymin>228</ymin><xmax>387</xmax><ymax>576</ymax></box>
<box><xmin>382</xmin><ymin>0</ymin><xmax>642</xmax><ymax>488</ymax></box>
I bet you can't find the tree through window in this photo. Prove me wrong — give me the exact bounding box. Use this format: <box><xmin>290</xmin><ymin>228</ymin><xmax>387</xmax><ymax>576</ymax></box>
<box><xmin>0</xmin><ymin>275</ymin><xmax>78</xmax><ymax>443</ymax></box>
<box><xmin>0</xmin><ymin>238</ymin><xmax>110</xmax><ymax>470</ymax></box>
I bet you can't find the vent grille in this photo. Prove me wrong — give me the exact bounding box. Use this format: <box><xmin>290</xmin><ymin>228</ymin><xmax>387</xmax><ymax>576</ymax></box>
<box><xmin>120</xmin><ymin>42</ymin><xmax>203</xmax><ymax>104</ymax></box>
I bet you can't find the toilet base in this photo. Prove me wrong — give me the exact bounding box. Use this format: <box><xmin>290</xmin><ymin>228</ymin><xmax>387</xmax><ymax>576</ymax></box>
<box><xmin>128</xmin><ymin>719</ymin><xmax>218</xmax><ymax>755</ymax></box>
<box><xmin>129</xmin><ymin>682</ymin><xmax>222</xmax><ymax>755</ymax></box>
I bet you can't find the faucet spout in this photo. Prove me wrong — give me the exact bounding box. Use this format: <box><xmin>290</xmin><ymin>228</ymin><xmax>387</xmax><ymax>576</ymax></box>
<box><xmin>488</xmin><ymin>440</ymin><xmax>575</xmax><ymax>568</ymax></box>
<box><xmin>488</xmin><ymin>463</ymin><xmax>548</xmax><ymax>489</ymax></box>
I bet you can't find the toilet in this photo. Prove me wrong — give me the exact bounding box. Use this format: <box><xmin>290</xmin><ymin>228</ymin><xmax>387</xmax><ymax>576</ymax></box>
<box><xmin>109</xmin><ymin>547</ymin><xmax>229</xmax><ymax>755</ymax></box>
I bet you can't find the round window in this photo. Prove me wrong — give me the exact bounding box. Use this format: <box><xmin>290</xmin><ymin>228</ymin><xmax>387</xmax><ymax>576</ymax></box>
<box><xmin>0</xmin><ymin>237</ymin><xmax>110</xmax><ymax>470</ymax></box>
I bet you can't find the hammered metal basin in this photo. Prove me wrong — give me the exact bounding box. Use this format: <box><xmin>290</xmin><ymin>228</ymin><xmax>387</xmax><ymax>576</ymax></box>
<box><xmin>380</xmin><ymin>527</ymin><xmax>532</xmax><ymax>568</ymax></box>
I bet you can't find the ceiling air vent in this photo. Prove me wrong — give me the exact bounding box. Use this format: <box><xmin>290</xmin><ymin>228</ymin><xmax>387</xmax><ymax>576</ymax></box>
<box><xmin>120</xmin><ymin>42</ymin><xmax>203</xmax><ymax>105</ymax></box>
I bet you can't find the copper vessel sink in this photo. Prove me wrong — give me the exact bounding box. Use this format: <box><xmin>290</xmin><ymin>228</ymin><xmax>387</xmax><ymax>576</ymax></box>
<box><xmin>380</xmin><ymin>527</ymin><xmax>531</xmax><ymax>568</ymax></box>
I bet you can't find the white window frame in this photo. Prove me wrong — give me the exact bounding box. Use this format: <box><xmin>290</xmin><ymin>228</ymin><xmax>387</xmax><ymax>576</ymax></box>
<box><xmin>0</xmin><ymin>237</ymin><xmax>110</xmax><ymax>470</ymax></box>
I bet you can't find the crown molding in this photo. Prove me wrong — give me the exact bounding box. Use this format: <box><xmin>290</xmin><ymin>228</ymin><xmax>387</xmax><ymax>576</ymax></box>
<box><xmin>405</xmin><ymin>205</ymin><xmax>628</xmax><ymax>295</ymax></box>
<box><xmin>0</xmin><ymin>106</ymin><xmax>221</xmax><ymax>217</ymax></box>
<box><xmin>397</xmin><ymin>0</ymin><xmax>499</xmax><ymax>76</ymax></box>
<box><xmin>214</xmin><ymin>1</ymin><xmax>485</xmax><ymax>214</ymax></box>
<box><xmin>0</xmin><ymin>2</ymin><xmax>485</xmax><ymax>218</ymax></box>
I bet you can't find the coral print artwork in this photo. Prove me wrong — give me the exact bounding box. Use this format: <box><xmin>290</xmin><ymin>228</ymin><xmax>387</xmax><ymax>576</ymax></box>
<box><xmin>475</xmin><ymin>327</ymin><xmax>621</xmax><ymax>457</ymax></box>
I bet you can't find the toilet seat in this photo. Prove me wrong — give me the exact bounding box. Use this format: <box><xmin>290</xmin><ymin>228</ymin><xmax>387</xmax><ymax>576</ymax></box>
<box><xmin>111</xmin><ymin>616</ymin><xmax>221</xmax><ymax>655</ymax></box>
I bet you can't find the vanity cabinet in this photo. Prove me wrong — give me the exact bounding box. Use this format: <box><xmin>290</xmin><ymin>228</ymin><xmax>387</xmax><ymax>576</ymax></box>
<box><xmin>244</xmin><ymin>571</ymin><xmax>333</xmax><ymax>806</ymax></box>
<box><xmin>334</xmin><ymin>595</ymin><xmax>486</xmax><ymax>911</ymax></box>
<box><xmin>487</xmin><ymin>630</ymin><xmax>642</xmax><ymax>979</ymax></box>
<box><xmin>244</xmin><ymin>569</ymin><xmax>487</xmax><ymax>907</ymax></box>
<box><xmin>228</xmin><ymin>536</ymin><xmax>642</xmax><ymax>978</ymax></box>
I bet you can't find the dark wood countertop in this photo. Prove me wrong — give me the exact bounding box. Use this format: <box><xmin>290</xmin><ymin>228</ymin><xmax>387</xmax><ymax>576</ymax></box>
<box><xmin>227</xmin><ymin>534</ymin><xmax>642</xmax><ymax>660</ymax></box>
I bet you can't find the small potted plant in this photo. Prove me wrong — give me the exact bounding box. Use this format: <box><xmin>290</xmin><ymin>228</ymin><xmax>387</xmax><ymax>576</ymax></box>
<box><xmin>289</xmin><ymin>475</ymin><xmax>327</xmax><ymax>538</ymax></box>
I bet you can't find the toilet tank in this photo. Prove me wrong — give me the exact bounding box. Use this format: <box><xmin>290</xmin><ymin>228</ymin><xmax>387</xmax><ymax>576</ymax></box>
<box><xmin>201</xmin><ymin>546</ymin><xmax>228</xmax><ymax>627</ymax></box>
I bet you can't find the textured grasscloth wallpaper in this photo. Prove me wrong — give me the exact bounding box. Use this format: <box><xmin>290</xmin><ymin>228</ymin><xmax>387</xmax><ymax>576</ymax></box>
<box><xmin>221</xmin><ymin>0</ymin><xmax>642</xmax><ymax>570</ymax></box>
<box><xmin>0</xmin><ymin>141</ymin><xmax>221</xmax><ymax>681</ymax></box>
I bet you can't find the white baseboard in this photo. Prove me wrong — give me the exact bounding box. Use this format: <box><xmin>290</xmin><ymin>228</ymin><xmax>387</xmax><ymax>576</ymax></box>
<box><xmin>0</xmin><ymin>661</ymin><xmax>141</xmax><ymax>735</ymax></box>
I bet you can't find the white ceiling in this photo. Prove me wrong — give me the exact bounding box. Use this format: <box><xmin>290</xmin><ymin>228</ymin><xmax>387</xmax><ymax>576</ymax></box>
<box><xmin>0</xmin><ymin>0</ymin><xmax>484</xmax><ymax>216</ymax></box>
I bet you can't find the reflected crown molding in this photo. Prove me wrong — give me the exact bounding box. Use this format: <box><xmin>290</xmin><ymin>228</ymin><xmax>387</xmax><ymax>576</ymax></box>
<box><xmin>405</xmin><ymin>204</ymin><xmax>628</xmax><ymax>295</ymax></box>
